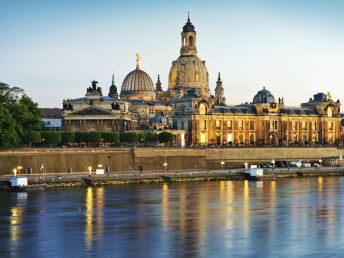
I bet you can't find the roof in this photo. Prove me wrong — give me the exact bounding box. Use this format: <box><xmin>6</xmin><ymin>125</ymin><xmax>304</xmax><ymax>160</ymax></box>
<box><xmin>215</xmin><ymin>105</ymin><xmax>256</xmax><ymax>115</ymax></box>
<box><xmin>40</xmin><ymin>108</ymin><xmax>62</xmax><ymax>119</ymax></box>
<box><xmin>130</xmin><ymin>101</ymin><xmax>166</xmax><ymax>107</ymax></box>
<box><xmin>70</xmin><ymin>96</ymin><xmax>115</xmax><ymax>102</ymax></box>
<box><xmin>284</xmin><ymin>108</ymin><xmax>316</xmax><ymax>115</ymax></box>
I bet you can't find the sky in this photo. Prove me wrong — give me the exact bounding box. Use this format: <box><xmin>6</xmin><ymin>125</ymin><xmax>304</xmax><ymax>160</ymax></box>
<box><xmin>1</xmin><ymin>0</ymin><xmax>344</xmax><ymax>108</ymax></box>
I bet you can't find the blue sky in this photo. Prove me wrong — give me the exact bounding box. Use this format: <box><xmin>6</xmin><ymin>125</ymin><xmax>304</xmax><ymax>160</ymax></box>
<box><xmin>1</xmin><ymin>0</ymin><xmax>344</xmax><ymax>107</ymax></box>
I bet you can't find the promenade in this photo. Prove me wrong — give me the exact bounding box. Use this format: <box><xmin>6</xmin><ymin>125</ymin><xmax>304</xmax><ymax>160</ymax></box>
<box><xmin>1</xmin><ymin>166</ymin><xmax>344</xmax><ymax>188</ymax></box>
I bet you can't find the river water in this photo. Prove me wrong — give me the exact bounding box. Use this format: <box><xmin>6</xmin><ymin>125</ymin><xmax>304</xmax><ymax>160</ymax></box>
<box><xmin>1</xmin><ymin>177</ymin><xmax>344</xmax><ymax>257</ymax></box>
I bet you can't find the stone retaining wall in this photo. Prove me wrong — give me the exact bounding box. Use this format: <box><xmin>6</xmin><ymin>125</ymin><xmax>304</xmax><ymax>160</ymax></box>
<box><xmin>0</xmin><ymin>147</ymin><xmax>342</xmax><ymax>174</ymax></box>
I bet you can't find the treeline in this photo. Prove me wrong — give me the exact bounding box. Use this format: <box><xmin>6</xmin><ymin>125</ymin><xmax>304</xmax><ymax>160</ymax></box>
<box><xmin>0</xmin><ymin>83</ymin><xmax>42</xmax><ymax>148</ymax></box>
<box><xmin>37</xmin><ymin>131</ymin><xmax>173</xmax><ymax>145</ymax></box>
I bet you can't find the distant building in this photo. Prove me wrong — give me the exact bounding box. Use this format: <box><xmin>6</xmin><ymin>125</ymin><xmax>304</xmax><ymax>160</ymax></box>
<box><xmin>40</xmin><ymin>108</ymin><xmax>62</xmax><ymax>131</ymax></box>
<box><xmin>61</xmin><ymin>15</ymin><xmax>343</xmax><ymax>146</ymax></box>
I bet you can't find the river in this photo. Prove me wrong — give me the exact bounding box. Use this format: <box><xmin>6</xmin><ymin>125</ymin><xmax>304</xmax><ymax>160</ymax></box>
<box><xmin>1</xmin><ymin>177</ymin><xmax>344</xmax><ymax>257</ymax></box>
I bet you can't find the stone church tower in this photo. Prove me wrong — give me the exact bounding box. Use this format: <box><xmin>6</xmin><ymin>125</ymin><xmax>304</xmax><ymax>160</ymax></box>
<box><xmin>168</xmin><ymin>14</ymin><xmax>209</xmax><ymax>96</ymax></box>
<box><xmin>214</xmin><ymin>73</ymin><xmax>226</xmax><ymax>105</ymax></box>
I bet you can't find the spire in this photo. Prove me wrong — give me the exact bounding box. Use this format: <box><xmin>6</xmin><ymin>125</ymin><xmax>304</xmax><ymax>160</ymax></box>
<box><xmin>215</xmin><ymin>72</ymin><xmax>225</xmax><ymax>105</ymax></box>
<box><xmin>112</xmin><ymin>73</ymin><xmax>115</xmax><ymax>85</ymax></box>
<box><xmin>156</xmin><ymin>74</ymin><xmax>162</xmax><ymax>92</ymax></box>
<box><xmin>216</xmin><ymin>72</ymin><xmax>223</xmax><ymax>87</ymax></box>
<box><xmin>188</xmin><ymin>11</ymin><xmax>190</xmax><ymax>22</ymax></box>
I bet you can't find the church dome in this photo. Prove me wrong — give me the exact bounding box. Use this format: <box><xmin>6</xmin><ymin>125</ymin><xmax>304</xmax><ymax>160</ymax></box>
<box><xmin>168</xmin><ymin>55</ymin><xmax>208</xmax><ymax>90</ymax></box>
<box><xmin>183</xmin><ymin>16</ymin><xmax>195</xmax><ymax>32</ymax></box>
<box><xmin>253</xmin><ymin>87</ymin><xmax>276</xmax><ymax>104</ymax></box>
<box><xmin>120</xmin><ymin>68</ymin><xmax>156</xmax><ymax>101</ymax></box>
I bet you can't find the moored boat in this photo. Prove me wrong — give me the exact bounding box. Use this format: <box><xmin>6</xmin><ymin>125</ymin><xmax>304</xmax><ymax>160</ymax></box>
<box><xmin>244</xmin><ymin>166</ymin><xmax>276</xmax><ymax>181</ymax></box>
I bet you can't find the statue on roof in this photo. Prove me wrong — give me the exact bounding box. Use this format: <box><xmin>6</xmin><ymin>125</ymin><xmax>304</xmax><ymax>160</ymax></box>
<box><xmin>92</xmin><ymin>80</ymin><xmax>98</xmax><ymax>90</ymax></box>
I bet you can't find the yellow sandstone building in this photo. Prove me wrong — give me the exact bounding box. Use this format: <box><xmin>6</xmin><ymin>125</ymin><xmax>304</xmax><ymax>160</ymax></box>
<box><xmin>62</xmin><ymin>16</ymin><xmax>344</xmax><ymax>146</ymax></box>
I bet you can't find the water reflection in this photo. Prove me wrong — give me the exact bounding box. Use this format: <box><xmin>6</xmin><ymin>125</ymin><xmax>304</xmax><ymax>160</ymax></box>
<box><xmin>9</xmin><ymin>192</ymin><xmax>27</xmax><ymax>258</ymax></box>
<box><xmin>2</xmin><ymin>178</ymin><xmax>344</xmax><ymax>257</ymax></box>
<box><xmin>85</xmin><ymin>187</ymin><xmax>105</xmax><ymax>250</ymax></box>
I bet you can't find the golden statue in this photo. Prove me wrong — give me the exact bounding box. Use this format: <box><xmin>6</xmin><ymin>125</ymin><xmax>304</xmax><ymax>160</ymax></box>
<box><xmin>136</xmin><ymin>53</ymin><xmax>140</xmax><ymax>69</ymax></box>
<box><xmin>327</xmin><ymin>91</ymin><xmax>332</xmax><ymax>101</ymax></box>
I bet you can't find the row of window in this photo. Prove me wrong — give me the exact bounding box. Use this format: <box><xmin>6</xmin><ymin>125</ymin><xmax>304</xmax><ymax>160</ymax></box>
<box><xmin>210</xmin><ymin>120</ymin><xmax>335</xmax><ymax>131</ymax></box>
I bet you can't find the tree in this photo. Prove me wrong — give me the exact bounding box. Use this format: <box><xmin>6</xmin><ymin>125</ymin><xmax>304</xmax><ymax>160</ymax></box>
<box><xmin>0</xmin><ymin>82</ymin><xmax>24</xmax><ymax>103</ymax></box>
<box><xmin>0</xmin><ymin>105</ymin><xmax>20</xmax><ymax>148</ymax></box>
<box><xmin>146</xmin><ymin>132</ymin><xmax>158</xmax><ymax>144</ymax></box>
<box><xmin>120</xmin><ymin>132</ymin><xmax>138</xmax><ymax>144</ymax></box>
<box><xmin>126</xmin><ymin>132</ymin><xmax>138</xmax><ymax>144</ymax></box>
<box><xmin>0</xmin><ymin>82</ymin><xmax>42</xmax><ymax>147</ymax></box>
<box><xmin>158</xmin><ymin>132</ymin><xmax>173</xmax><ymax>145</ymax></box>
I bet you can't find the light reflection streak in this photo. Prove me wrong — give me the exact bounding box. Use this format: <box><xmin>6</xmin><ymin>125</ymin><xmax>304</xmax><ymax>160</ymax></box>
<box><xmin>9</xmin><ymin>192</ymin><xmax>27</xmax><ymax>258</ymax></box>
<box><xmin>243</xmin><ymin>180</ymin><xmax>250</xmax><ymax>239</ymax></box>
<box><xmin>162</xmin><ymin>183</ymin><xmax>169</xmax><ymax>231</ymax></box>
<box><xmin>10</xmin><ymin>207</ymin><xmax>23</xmax><ymax>241</ymax></box>
<box><xmin>96</xmin><ymin>187</ymin><xmax>104</xmax><ymax>241</ymax></box>
<box><xmin>85</xmin><ymin>187</ymin><xmax>93</xmax><ymax>249</ymax></box>
<box><xmin>179</xmin><ymin>184</ymin><xmax>187</xmax><ymax>233</ymax></box>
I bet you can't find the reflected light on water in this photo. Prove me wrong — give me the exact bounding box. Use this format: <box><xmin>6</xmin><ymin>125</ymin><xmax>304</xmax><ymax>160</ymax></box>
<box><xmin>10</xmin><ymin>207</ymin><xmax>23</xmax><ymax>241</ymax></box>
<box><xmin>318</xmin><ymin>176</ymin><xmax>323</xmax><ymax>192</ymax></box>
<box><xmin>162</xmin><ymin>183</ymin><xmax>169</xmax><ymax>231</ymax></box>
<box><xmin>243</xmin><ymin>180</ymin><xmax>250</xmax><ymax>240</ymax></box>
<box><xmin>85</xmin><ymin>187</ymin><xmax>93</xmax><ymax>249</ymax></box>
<box><xmin>179</xmin><ymin>184</ymin><xmax>187</xmax><ymax>233</ymax></box>
<box><xmin>96</xmin><ymin>187</ymin><xmax>104</xmax><ymax>241</ymax></box>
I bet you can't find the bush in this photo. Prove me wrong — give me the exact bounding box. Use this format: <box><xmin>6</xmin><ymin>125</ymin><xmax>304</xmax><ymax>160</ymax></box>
<box><xmin>138</xmin><ymin>132</ymin><xmax>146</xmax><ymax>143</ymax></box>
<box><xmin>23</xmin><ymin>131</ymin><xmax>41</xmax><ymax>145</ymax></box>
<box><xmin>75</xmin><ymin>132</ymin><xmax>88</xmax><ymax>143</ymax></box>
<box><xmin>61</xmin><ymin>132</ymin><xmax>75</xmax><ymax>144</ymax></box>
<box><xmin>158</xmin><ymin>131</ymin><xmax>173</xmax><ymax>144</ymax></box>
<box><xmin>101</xmin><ymin>132</ymin><xmax>114</xmax><ymax>143</ymax></box>
<box><xmin>87</xmin><ymin>132</ymin><xmax>101</xmax><ymax>143</ymax></box>
<box><xmin>100</xmin><ymin>132</ymin><xmax>120</xmax><ymax>143</ymax></box>
<box><xmin>41</xmin><ymin>131</ymin><xmax>61</xmax><ymax>145</ymax></box>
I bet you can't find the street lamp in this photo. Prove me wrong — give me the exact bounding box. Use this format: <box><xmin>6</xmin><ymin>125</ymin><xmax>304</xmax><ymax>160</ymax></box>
<box><xmin>88</xmin><ymin>166</ymin><xmax>92</xmax><ymax>178</ymax></box>
<box><xmin>244</xmin><ymin>162</ymin><xmax>248</xmax><ymax>170</ymax></box>
<box><xmin>163</xmin><ymin>162</ymin><xmax>168</xmax><ymax>172</ymax></box>
<box><xmin>17</xmin><ymin>165</ymin><xmax>22</xmax><ymax>174</ymax></box>
<box><xmin>220</xmin><ymin>161</ymin><xmax>225</xmax><ymax>172</ymax></box>
<box><xmin>271</xmin><ymin>158</ymin><xmax>275</xmax><ymax>169</ymax></box>
<box><xmin>13</xmin><ymin>168</ymin><xmax>17</xmax><ymax>177</ymax></box>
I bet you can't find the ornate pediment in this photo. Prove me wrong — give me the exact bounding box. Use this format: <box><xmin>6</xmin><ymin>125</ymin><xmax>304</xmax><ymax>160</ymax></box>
<box><xmin>67</xmin><ymin>106</ymin><xmax>112</xmax><ymax>116</ymax></box>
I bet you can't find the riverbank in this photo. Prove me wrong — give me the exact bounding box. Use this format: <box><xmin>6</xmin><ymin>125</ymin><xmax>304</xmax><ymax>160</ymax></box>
<box><xmin>1</xmin><ymin>167</ymin><xmax>344</xmax><ymax>188</ymax></box>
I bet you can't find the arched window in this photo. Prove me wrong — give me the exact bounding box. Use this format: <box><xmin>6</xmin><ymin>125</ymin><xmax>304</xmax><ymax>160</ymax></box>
<box><xmin>199</xmin><ymin>103</ymin><xmax>207</xmax><ymax>114</ymax></box>
<box><xmin>189</xmin><ymin>36</ymin><xmax>194</xmax><ymax>47</ymax></box>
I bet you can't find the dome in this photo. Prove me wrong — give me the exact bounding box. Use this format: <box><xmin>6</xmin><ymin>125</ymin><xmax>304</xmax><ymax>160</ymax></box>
<box><xmin>120</xmin><ymin>68</ymin><xmax>156</xmax><ymax>101</ymax></box>
<box><xmin>253</xmin><ymin>87</ymin><xmax>276</xmax><ymax>104</ymax></box>
<box><xmin>168</xmin><ymin>55</ymin><xmax>208</xmax><ymax>90</ymax></box>
<box><xmin>150</xmin><ymin>114</ymin><xmax>167</xmax><ymax>123</ymax></box>
<box><xmin>183</xmin><ymin>17</ymin><xmax>195</xmax><ymax>32</ymax></box>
